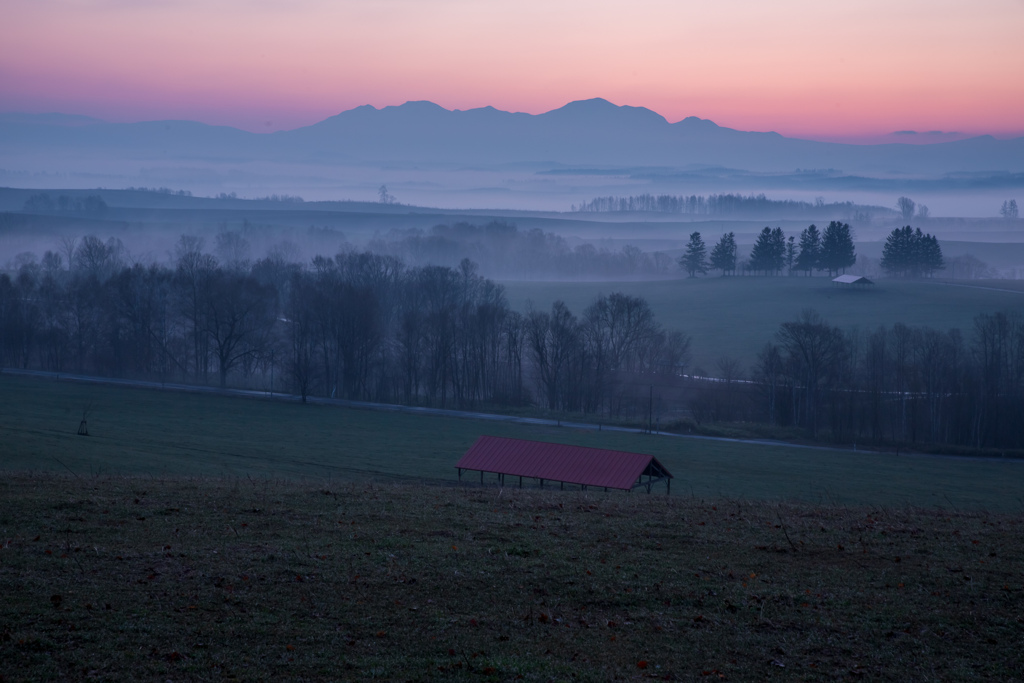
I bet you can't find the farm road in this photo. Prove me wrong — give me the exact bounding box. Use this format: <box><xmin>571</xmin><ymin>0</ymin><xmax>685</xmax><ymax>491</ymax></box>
<box><xmin>3</xmin><ymin>367</ymin><xmax>1019</xmax><ymax>464</ymax></box>
<box><xmin>929</xmin><ymin>280</ymin><xmax>1024</xmax><ymax>295</ymax></box>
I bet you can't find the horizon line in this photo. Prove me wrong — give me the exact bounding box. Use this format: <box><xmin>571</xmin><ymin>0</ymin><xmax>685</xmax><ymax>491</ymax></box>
<box><xmin>3</xmin><ymin>100</ymin><xmax>1022</xmax><ymax>146</ymax></box>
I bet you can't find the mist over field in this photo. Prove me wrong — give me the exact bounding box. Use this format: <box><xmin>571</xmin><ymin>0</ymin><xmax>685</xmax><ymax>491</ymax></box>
<box><xmin>3</xmin><ymin>176</ymin><xmax>1024</xmax><ymax>450</ymax></box>
<box><xmin>3</xmin><ymin>97</ymin><xmax>1024</xmax><ymax>461</ymax></box>
<box><xmin>3</xmin><ymin>99</ymin><xmax>1022</xmax><ymax>410</ymax></box>
<box><xmin>2</xmin><ymin>100</ymin><xmax>1023</xmax><ymax>216</ymax></box>
<box><xmin>7</xmin><ymin>0</ymin><xmax>1024</xmax><ymax>676</ymax></box>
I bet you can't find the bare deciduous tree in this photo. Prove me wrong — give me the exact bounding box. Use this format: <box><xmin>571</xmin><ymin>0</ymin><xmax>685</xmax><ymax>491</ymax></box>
<box><xmin>897</xmin><ymin>196</ymin><xmax>916</xmax><ymax>222</ymax></box>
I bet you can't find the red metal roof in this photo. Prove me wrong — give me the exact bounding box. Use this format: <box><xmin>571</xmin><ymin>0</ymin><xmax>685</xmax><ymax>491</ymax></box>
<box><xmin>455</xmin><ymin>435</ymin><xmax>672</xmax><ymax>491</ymax></box>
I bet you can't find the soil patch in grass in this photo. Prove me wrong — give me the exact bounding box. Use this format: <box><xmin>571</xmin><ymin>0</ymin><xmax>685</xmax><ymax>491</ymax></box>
<box><xmin>2</xmin><ymin>474</ymin><xmax>1022</xmax><ymax>680</ymax></box>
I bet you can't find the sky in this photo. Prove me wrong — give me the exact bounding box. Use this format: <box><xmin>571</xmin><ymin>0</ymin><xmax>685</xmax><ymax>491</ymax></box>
<box><xmin>3</xmin><ymin>0</ymin><xmax>1023</xmax><ymax>142</ymax></box>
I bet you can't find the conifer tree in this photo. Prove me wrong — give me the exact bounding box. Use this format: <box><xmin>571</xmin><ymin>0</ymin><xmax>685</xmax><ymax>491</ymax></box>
<box><xmin>820</xmin><ymin>221</ymin><xmax>856</xmax><ymax>276</ymax></box>
<box><xmin>920</xmin><ymin>233</ymin><xmax>944</xmax><ymax>276</ymax></box>
<box><xmin>748</xmin><ymin>227</ymin><xmax>775</xmax><ymax>275</ymax></box>
<box><xmin>679</xmin><ymin>231</ymin><xmax>708</xmax><ymax>277</ymax></box>
<box><xmin>795</xmin><ymin>224</ymin><xmax>821</xmax><ymax>276</ymax></box>
<box><xmin>881</xmin><ymin>226</ymin><xmax>914</xmax><ymax>276</ymax></box>
<box><xmin>769</xmin><ymin>227</ymin><xmax>786</xmax><ymax>274</ymax></box>
<box><xmin>709</xmin><ymin>232</ymin><xmax>737</xmax><ymax>275</ymax></box>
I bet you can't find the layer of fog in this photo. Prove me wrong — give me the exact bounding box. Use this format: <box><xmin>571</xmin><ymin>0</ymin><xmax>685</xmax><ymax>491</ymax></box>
<box><xmin>4</xmin><ymin>214</ymin><xmax>1024</xmax><ymax>284</ymax></box>
<box><xmin>2</xmin><ymin>153</ymin><xmax>1021</xmax><ymax>218</ymax></box>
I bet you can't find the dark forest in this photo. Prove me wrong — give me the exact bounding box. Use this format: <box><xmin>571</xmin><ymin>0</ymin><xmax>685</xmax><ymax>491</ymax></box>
<box><xmin>2</xmin><ymin>233</ymin><xmax>1023</xmax><ymax>452</ymax></box>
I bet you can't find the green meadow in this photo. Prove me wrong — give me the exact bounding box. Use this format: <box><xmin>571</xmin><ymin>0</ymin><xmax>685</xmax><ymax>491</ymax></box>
<box><xmin>3</xmin><ymin>374</ymin><xmax>1022</xmax><ymax>512</ymax></box>
<box><xmin>502</xmin><ymin>277</ymin><xmax>1024</xmax><ymax>372</ymax></box>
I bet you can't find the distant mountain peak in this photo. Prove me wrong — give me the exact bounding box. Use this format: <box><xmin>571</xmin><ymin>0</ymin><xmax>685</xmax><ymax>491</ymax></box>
<box><xmin>542</xmin><ymin>98</ymin><xmax>668</xmax><ymax>126</ymax></box>
<box><xmin>6</xmin><ymin>100</ymin><xmax>1019</xmax><ymax>178</ymax></box>
<box><xmin>676</xmin><ymin>115</ymin><xmax>720</xmax><ymax>128</ymax></box>
<box><xmin>391</xmin><ymin>100</ymin><xmax>448</xmax><ymax>112</ymax></box>
<box><xmin>559</xmin><ymin>97</ymin><xmax>617</xmax><ymax>109</ymax></box>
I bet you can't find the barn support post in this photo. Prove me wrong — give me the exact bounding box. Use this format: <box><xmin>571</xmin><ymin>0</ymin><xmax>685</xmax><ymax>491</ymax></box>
<box><xmin>540</xmin><ymin>479</ymin><xmax>544</xmax><ymax>488</ymax></box>
<box><xmin>480</xmin><ymin>471</ymin><xmax>483</xmax><ymax>484</ymax></box>
<box><xmin>519</xmin><ymin>476</ymin><xmax>523</xmax><ymax>488</ymax></box>
<box><xmin>560</xmin><ymin>481</ymin><xmax>564</xmax><ymax>491</ymax></box>
<box><xmin>458</xmin><ymin>468</ymin><xmax>462</xmax><ymax>482</ymax></box>
<box><xmin>667</xmin><ymin>478</ymin><xmax>671</xmax><ymax>495</ymax></box>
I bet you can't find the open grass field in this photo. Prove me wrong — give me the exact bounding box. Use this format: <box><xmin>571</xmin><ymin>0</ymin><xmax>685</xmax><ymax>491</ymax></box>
<box><xmin>2</xmin><ymin>475</ymin><xmax>1023</xmax><ymax>680</ymax></box>
<box><xmin>3</xmin><ymin>374</ymin><xmax>1024</xmax><ymax>513</ymax></box>
<box><xmin>501</xmin><ymin>277</ymin><xmax>1024</xmax><ymax>372</ymax></box>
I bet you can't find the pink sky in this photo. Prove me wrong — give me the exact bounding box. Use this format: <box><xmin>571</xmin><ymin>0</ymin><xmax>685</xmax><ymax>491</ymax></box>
<box><xmin>3</xmin><ymin>0</ymin><xmax>1023</xmax><ymax>142</ymax></box>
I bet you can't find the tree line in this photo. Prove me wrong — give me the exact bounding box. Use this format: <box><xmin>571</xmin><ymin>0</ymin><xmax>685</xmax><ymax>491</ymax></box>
<box><xmin>0</xmin><ymin>235</ymin><xmax>689</xmax><ymax>415</ymax></box>
<box><xmin>367</xmin><ymin>221</ymin><xmax>675</xmax><ymax>279</ymax></box>
<box><xmin>680</xmin><ymin>222</ymin><xmax>859</xmax><ymax>277</ymax></box>
<box><xmin>23</xmin><ymin>194</ymin><xmax>108</xmax><ymax>214</ymax></box>
<box><xmin>739</xmin><ymin>310</ymin><xmax>1024</xmax><ymax>450</ymax></box>
<box><xmin>4</xmin><ymin>231</ymin><xmax>1018</xmax><ymax>451</ymax></box>
<box><xmin>572</xmin><ymin>193</ymin><xmax>866</xmax><ymax>217</ymax></box>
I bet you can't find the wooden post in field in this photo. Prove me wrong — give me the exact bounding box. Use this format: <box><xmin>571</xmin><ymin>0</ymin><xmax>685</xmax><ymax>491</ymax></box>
<box><xmin>77</xmin><ymin>403</ymin><xmax>93</xmax><ymax>436</ymax></box>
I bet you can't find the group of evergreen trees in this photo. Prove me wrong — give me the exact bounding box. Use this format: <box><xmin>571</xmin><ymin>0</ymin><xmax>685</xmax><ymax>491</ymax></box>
<box><xmin>795</xmin><ymin>222</ymin><xmax>857</xmax><ymax>276</ymax></box>
<box><xmin>679</xmin><ymin>221</ymin><xmax>857</xmax><ymax>277</ymax></box>
<box><xmin>746</xmin><ymin>227</ymin><xmax>790</xmax><ymax>276</ymax></box>
<box><xmin>880</xmin><ymin>226</ymin><xmax>944</xmax><ymax>277</ymax></box>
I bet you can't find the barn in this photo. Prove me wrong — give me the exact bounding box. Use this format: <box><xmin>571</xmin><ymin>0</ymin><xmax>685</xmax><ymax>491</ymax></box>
<box><xmin>455</xmin><ymin>435</ymin><xmax>673</xmax><ymax>493</ymax></box>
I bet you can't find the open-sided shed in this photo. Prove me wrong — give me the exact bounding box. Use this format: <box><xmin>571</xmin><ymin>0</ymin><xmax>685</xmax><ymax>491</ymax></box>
<box><xmin>832</xmin><ymin>274</ymin><xmax>874</xmax><ymax>286</ymax></box>
<box><xmin>455</xmin><ymin>435</ymin><xmax>673</xmax><ymax>493</ymax></box>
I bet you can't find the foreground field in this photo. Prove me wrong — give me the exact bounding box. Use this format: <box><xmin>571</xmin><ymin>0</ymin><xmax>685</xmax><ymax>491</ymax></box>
<box><xmin>2</xmin><ymin>475</ymin><xmax>1022</xmax><ymax>681</ymax></box>
<box><xmin>4</xmin><ymin>373</ymin><xmax>1024</xmax><ymax>513</ymax></box>
<box><xmin>502</xmin><ymin>277</ymin><xmax>1024</xmax><ymax>372</ymax></box>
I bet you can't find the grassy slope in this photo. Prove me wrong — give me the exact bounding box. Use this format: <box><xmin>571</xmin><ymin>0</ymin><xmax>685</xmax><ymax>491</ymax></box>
<box><xmin>3</xmin><ymin>374</ymin><xmax>1023</xmax><ymax>512</ymax></box>
<box><xmin>501</xmin><ymin>277</ymin><xmax>1024</xmax><ymax>372</ymax></box>
<box><xmin>2</xmin><ymin>476</ymin><xmax>1022</xmax><ymax>681</ymax></box>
